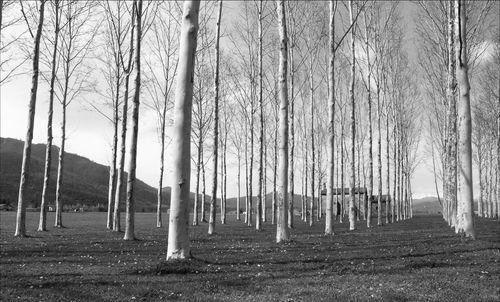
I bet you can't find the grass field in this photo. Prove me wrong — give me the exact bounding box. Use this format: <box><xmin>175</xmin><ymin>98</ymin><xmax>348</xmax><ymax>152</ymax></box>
<box><xmin>1</xmin><ymin>211</ymin><xmax>499</xmax><ymax>301</ymax></box>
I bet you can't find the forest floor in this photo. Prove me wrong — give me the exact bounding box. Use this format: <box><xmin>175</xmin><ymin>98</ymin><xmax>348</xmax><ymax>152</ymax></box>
<box><xmin>1</xmin><ymin>211</ymin><xmax>499</xmax><ymax>301</ymax></box>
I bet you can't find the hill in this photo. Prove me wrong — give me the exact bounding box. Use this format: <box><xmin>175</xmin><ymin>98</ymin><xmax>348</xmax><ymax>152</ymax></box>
<box><xmin>0</xmin><ymin>137</ymin><xmax>160</xmax><ymax>211</ymax></box>
<box><xmin>412</xmin><ymin>196</ymin><xmax>441</xmax><ymax>214</ymax></box>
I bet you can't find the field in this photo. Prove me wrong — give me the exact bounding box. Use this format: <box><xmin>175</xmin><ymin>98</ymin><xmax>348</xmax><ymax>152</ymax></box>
<box><xmin>1</xmin><ymin>212</ymin><xmax>499</xmax><ymax>301</ymax></box>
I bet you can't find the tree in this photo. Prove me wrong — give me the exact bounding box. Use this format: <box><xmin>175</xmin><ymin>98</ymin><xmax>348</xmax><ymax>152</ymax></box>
<box><xmin>256</xmin><ymin>0</ymin><xmax>263</xmax><ymax>231</ymax></box>
<box><xmin>325</xmin><ymin>0</ymin><xmax>335</xmax><ymax>235</ymax></box>
<box><xmin>113</xmin><ymin>1</ymin><xmax>136</xmax><ymax>232</ymax></box>
<box><xmin>208</xmin><ymin>0</ymin><xmax>223</xmax><ymax>235</ymax></box>
<box><xmin>14</xmin><ymin>0</ymin><xmax>46</xmax><ymax>237</ymax></box>
<box><xmin>53</xmin><ymin>0</ymin><xmax>96</xmax><ymax>228</ymax></box>
<box><xmin>275</xmin><ymin>0</ymin><xmax>289</xmax><ymax>243</ymax></box>
<box><xmin>166</xmin><ymin>0</ymin><xmax>200</xmax><ymax>260</ymax></box>
<box><xmin>123</xmin><ymin>0</ymin><xmax>143</xmax><ymax>241</ymax></box>
<box><xmin>455</xmin><ymin>0</ymin><xmax>475</xmax><ymax>238</ymax></box>
<box><xmin>38</xmin><ymin>0</ymin><xmax>60</xmax><ymax>232</ymax></box>
<box><xmin>348</xmin><ymin>0</ymin><xmax>356</xmax><ymax>231</ymax></box>
<box><xmin>144</xmin><ymin>0</ymin><xmax>180</xmax><ymax>228</ymax></box>
<box><xmin>92</xmin><ymin>0</ymin><xmax>132</xmax><ymax>231</ymax></box>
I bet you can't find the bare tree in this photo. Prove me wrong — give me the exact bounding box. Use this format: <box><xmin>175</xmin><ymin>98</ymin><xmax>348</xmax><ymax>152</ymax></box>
<box><xmin>54</xmin><ymin>0</ymin><xmax>96</xmax><ymax>228</ymax></box>
<box><xmin>166</xmin><ymin>0</ymin><xmax>200</xmax><ymax>260</ymax></box>
<box><xmin>455</xmin><ymin>0</ymin><xmax>475</xmax><ymax>238</ymax></box>
<box><xmin>325</xmin><ymin>0</ymin><xmax>335</xmax><ymax>235</ymax></box>
<box><xmin>113</xmin><ymin>1</ymin><xmax>136</xmax><ymax>232</ymax></box>
<box><xmin>144</xmin><ymin>0</ymin><xmax>180</xmax><ymax>228</ymax></box>
<box><xmin>276</xmin><ymin>0</ymin><xmax>289</xmax><ymax>243</ymax></box>
<box><xmin>208</xmin><ymin>0</ymin><xmax>223</xmax><ymax>235</ymax></box>
<box><xmin>14</xmin><ymin>0</ymin><xmax>46</xmax><ymax>237</ymax></box>
<box><xmin>348</xmin><ymin>0</ymin><xmax>356</xmax><ymax>231</ymax></box>
<box><xmin>38</xmin><ymin>0</ymin><xmax>61</xmax><ymax>232</ymax></box>
<box><xmin>123</xmin><ymin>0</ymin><xmax>143</xmax><ymax>241</ymax></box>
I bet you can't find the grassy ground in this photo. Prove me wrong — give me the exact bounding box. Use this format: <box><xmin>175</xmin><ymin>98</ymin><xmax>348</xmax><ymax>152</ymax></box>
<box><xmin>1</xmin><ymin>211</ymin><xmax>499</xmax><ymax>301</ymax></box>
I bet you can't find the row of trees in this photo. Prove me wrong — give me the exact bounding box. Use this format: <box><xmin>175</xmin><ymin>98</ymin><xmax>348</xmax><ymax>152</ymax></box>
<box><xmin>417</xmin><ymin>0</ymin><xmax>499</xmax><ymax>237</ymax></box>
<box><xmin>5</xmin><ymin>1</ymin><xmax>497</xmax><ymax>251</ymax></box>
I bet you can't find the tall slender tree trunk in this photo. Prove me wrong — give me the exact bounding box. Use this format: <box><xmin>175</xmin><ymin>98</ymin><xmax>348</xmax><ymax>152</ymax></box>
<box><xmin>310</xmin><ymin>59</ymin><xmax>315</xmax><ymax>227</ymax></box>
<box><xmin>166</xmin><ymin>0</ymin><xmax>200</xmax><ymax>259</ymax></box>
<box><xmin>288</xmin><ymin>25</ymin><xmax>295</xmax><ymax>230</ymax></box>
<box><xmin>38</xmin><ymin>0</ymin><xmax>59</xmax><ymax>232</ymax></box>
<box><xmin>385</xmin><ymin>100</ymin><xmax>390</xmax><ymax>224</ymax></box>
<box><xmin>256</xmin><ymin>0</ymin><xmax>263</xmax><ymax>231</ymax></box>
<box><xmin>123</xmin><ymin>0</ymin><xmax>143</xmax><ymax>241</ymax></box>
<box><xmin>340</xmin><ymin>119</ymin><xmax>344</xmax><ymax>223</ymax></box>
<box><xmin>455</xmin><ymin>0</ymin><xmax>475</xmax><ymax>238</ymax></box>
<box><xmin>208</xmin><ymin>0</ymin><xmax>222</xmax><ymax>235</ymax></box>
<box><xmin>263</xmin><ymin>139</ymin><xmax>267</xmax><ymax>222</ymax></box>
<box><xmin>107</xmin><ymin>86</ymin><xmax>119</xmax><ymax>229</ymax></box>
<box><xmin>325</xmin><ymin>0</ymin><xmax>335</xmax><ymax>235</ymax></box>
<box><xmin>245</xmin><ymin>114</ymin><xmax>249</xmax><ymax>224</ymax></box>
<box><xmin>193</xmin><ymin>140</ymin><xmax>202</xmax><ymax>226</ymax></box>
<box><xmin>497</xmin><ymin>89</ymin><xmax>500</xmax><ymax>220</ymax></box>
<box><xmin>54</xmin><ymin>44</ymin><xmax>72</xmax><ymax>229</ymax></box>
<box><xmin>392</xmin><ymin>118</ymin><xmax>397</xmax><ymax>224</ymax></box>
<box><xmin>376</xmin><ymin>85</ymin><xmax>382</xmax><ymax>226</ymax></box>
<box><xmin>157</xmin><ymin>84</ymin><xmax>170</xmax><ymax>228</ymax></box>
<box><xmin>114</xmin><ymin>6</ymin><xmax>136</xmax><ymax>232</ymax></box>
<box><xmin>348</xmin><ymin>0</ymin><xmax>356</xmax><ymax>231</ymax></box>
<box><xmin>237</xmin><ymin>152</ymin><xmax>241</xmax><ymax>220</ymax></box>
<box><xmin>15</xmin><ymin>0</ymin><xmax>46</xmax><ymax>237</ymax></box>
<box><xmin>478</xmin><ymin>143</ymin><xmax>483</xmax><ymax>217</ymax></box>
<box><xmin>364</xmin><ymin>19</ymin><xmax>373</xmax><ymax>227</ymax></box>
<box><xmin>446</xmin><ymin>0</ymin><xmax>458</xmax><ymax>229</ymax></box>
<box><xmin>272</xmin><ymin>116</ymin><xmax>278</xmax><ymax>225</ymax></box>
<box><xmin>276</xmin><ymin>0</ymin><xmax>289</xmax><ymax>243</ymax></box>
<box><xmin>201</xmin><ymin>153</ymin><xmax>207</xmax><ymax>222</ymax></box>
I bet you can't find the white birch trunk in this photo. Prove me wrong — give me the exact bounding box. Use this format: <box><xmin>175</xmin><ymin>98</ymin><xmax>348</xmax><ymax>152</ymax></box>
<box><xmin>124</xmin><ymin>0</ymin><xmax>143</xmax><ymax>241</ymax></box>
<box><xmin>325</xmin><ymin>0</ymin><xmax>335</xmax><ymax>235</ymax></box>
<box><xmin>15</xmin><ymin>0</ymin><xmax>46</xmax><ymax>237</ymax></box>
<box><xmin>455</xmin><ymin>0</ymin><xmax>475</xmax><ymax>238</ymax></box>
<box><xmin>256</xmin><ymin>0</ymin><xmax>263</xmax><ymax>231</ymax></box>
<box><xmin>114</xmin><ymin>3</ymin><xmax>136</xmax><ymax>232</ymax></box>
<box><xmin>348</xmin><ymin>0</ymin><xmax>356</xmax><ymax>231</ymax></box>
<box><xmin>166</xmin><ymin>0</ymin><xmax>200</xmax><ymax>259</ymax></box>
<box><xmin>38</xmin><ymin>0</ymin><xmax>59</xmax><ymax>232</ymax></box>
<box><xmin>446</xmin><ymin>0</ymin><xmax>458</xmax><ymax>228</ymax></box>
<box><xmin>309</xmin><ymin>59</ymin><xmax>315</xmax><ymax>227</ymax></box>
<box><xmin>208</xmin><ymin>0</ymin><xmax>222</xmax><ymax>235</ymax></box>
<box><xmin>276</xmin><ymin>0</ymin><xmax>289</xmax><ymax>243</ymax></box>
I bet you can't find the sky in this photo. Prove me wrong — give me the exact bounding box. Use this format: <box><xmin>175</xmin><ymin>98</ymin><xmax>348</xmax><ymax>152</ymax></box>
<box><xmin>0</xmin><ymin>1</ymin><xmax>495</xmax><ymax>201</ymax></box>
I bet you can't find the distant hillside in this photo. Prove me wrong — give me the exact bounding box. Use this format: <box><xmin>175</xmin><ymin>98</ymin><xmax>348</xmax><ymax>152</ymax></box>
<box><xmin>412</xmin><ymin>196</ymin><xmax>441</xmax><ymax>214</ymax></box>
<box><xmin>0</xmin><ymin>137</ymin><xmax>160</xmax><ymax>211</ymax></box>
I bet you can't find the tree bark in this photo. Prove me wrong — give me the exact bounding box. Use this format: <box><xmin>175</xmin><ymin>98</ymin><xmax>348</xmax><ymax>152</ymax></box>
<box><xmin>348</xmin><ymin>0</ymin><xmax>356</xmax><ymax>231</ymax></box>
<box><xmin>446</xmin><ymin>0</ymin><xmax>458</xmax><ymax>228</ymax></box>
<box><xmin>54</xmin><ymin>19</ymin><xmax>73</xmax><ymax>228</ymax></box>
<box><xmin>325</xmin><ymin>0</ymin><xmax>335</xmax><ymax>235</ymax></box>
<box><xmin>237</xmin><ymin>151</ymin><xmax>241</xmax><ymax>221</ymax></box>
<box><xmin>309</xmin><ymin>58</ymin><xmax>315</xmax><ymax>227</ymax></box>
<box><xmin>38</xmin><ymin>0</ymin><xmax>59</xmax><ymax>232</ymax></box>
<box><xmin>123</xmin><ymin>0</ymin><xmax>143</xmax><ymax>241</ymax></box>
<box><xmin>276</xmin><ymin>0</ymin><xmax>290</xmax><ymax>243</ymax></box>
<box><xmin>256</xmin><ymin>0</ymin><xmax>263</xmax><ymax>231</ymax></box>
<box><xmin>107</xmin><ymin>81</ymin><xmax>119</xmax><ymax>230</ymax></box>
<box><xmin>114</xmin><ymin>2</ymin><xmax>136</xmax><ymax>232</ymax></box>
<box><xmin>166</xmin><ymin>0</ymin><xmax>200</xmax><ymax>259</ymax></box>
<box><xmin>455</xmin><ymin>0</ymin><xmax>475</xmax><ymax>238</ymax></box>
<box><xmin>15</xmin><ymin>0</ymin><xmax>46</xmax><ymax>237</ymax></box>
<box><xmin>364</xmin><ymin>12</ymin><xmax>373</xmax><ymax>228</ymax></box>
<box><xmin>208</xmin><ymin>0</ymin><xmax>222</xmax><ymax>235</ymax></box>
